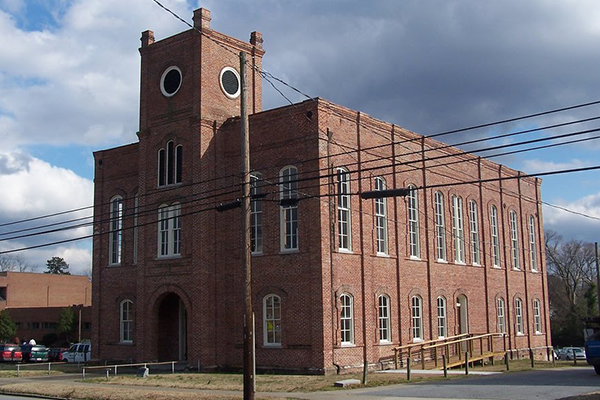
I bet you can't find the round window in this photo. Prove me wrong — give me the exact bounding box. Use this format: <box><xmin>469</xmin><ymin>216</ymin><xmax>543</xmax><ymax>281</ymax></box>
<box><xmin>160</xmin><ymin>66</ymin><xmax>182</xmax><ymax>97</ymax></box>
<box><xmin>219</xmin><ymin>67</ymin><xmax>241</xmax><ymax>99</ymax></box>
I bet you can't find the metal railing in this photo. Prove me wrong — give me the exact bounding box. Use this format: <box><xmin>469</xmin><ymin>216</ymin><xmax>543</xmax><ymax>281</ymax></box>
<box><xmin>82</xmin><ymin>361</ymin><xmax>179</xmax><ymax>379</ymax></box>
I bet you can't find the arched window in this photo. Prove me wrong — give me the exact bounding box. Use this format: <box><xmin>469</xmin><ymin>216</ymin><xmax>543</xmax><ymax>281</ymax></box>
<box><xmin>469</xmin><ymin>200</ymin><xmax>480</xmax><ymax>265</ymax></box>
<box><xmin>509</xmin><ymin>211</ymin><xmax>520</xmax><ymax>270</ymax></box>
<box><xmin>158</xmin><ymin>141</ymin><xmax>182</xmax><ymax>187</ymax></box>
<box><xmin>158</xmin><ymin>203</ymin><xmax>181</xmax><ymax>258</ymax></box>
<box><xmin>378</xmin><ymin>294</ymin><xmax>391</xmax><ymax>343</ymax></box>
<box><xmin>497</xmin><ymin>297</ymin><xmax>506</xmax><ymax>333</ymax></box>
<box><xmin>490</xmin><ymin>205</ymin><xmax>500</xmax><ymax>267</ymax></box>
<box><xmin>340</xmin><ymin>293</ymin><xmax>354</xmax><ymax>345</ymax></box>
<box><xmin>280</xmin><ymin>166</ymin><xmax>298</xmax><ymax>251</ymax></box>
<box><xmin>411</xmin><ymin>295</ymin><xmax>423</xmax><ymax>341</ymax></box>
<box><xmin>452</xmin><ymin>195</ymin><xmax>465</xmax><ymax>263</ymax></box>
<box><xmin>375</xmin><ymin>177</ymin><xmax>388</xmax><ymax>255</ymax></box>
<box><xmin>263</xmin><ymin>294</ymin><xmax>281</xmax><ymax>346</ymax></box>
<box><xmin>437</xmin><ymin>296</ymin><xmax>447</xmax><ymax>338</ymax></box>
<box><xmin>533</xmin><ymin>299</ymin><xmax>542</xmax><ymax>333</ymax></box>
<box><xmin>529</xmin><ymin>216</ymin><xmax>538</xmax><ymax>271</ymax></box>
<box><xmin>109</xmin><ymin>196</ymin><xmax>123</xmax><ymax>265</ymax></box>
<box><xmin>337</xmin><ymin>168</ymin><xmax>351</xmax><ymax>251</ymax></box>
<box><xmin>515</xmin><ymin>298</ymin><xmax>523</xmax><ymax>334</ymax></box>
<box><xmin>120</xmin><ymin>300</ymin><xmax>133</xmax><ymax>343</ymax></box>
<box><xmin>434</xmin><ymin>192</ymin><xmax>446</xmax><ymax>261</ymax></box>
<box><xmin>407</xmin><ymin>185</ymin><xmax>420</xmax><ymax>258</ymax></box>
<box><xmin>251</xmin><ymin>173</ymin><xmax>263</xmax><ymax>254</ymax></box>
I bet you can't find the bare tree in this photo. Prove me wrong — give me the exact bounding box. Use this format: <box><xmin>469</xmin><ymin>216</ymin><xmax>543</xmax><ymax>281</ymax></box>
<box><xmin>0</xmin><ymin>254</ymin><xmax>31</xmax><ymax>272</ymax></box>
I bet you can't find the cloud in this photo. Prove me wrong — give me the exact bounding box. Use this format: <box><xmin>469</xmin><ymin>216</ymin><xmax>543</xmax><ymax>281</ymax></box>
<box><xmin>543</xmin><ymin>193</ymin><xmax>600</xmax><ymax>242</ymax></box>
<box><xmin>521</xmin><ymin>159</ymin><xmax>591</xmax><ymax>174</ymax></box>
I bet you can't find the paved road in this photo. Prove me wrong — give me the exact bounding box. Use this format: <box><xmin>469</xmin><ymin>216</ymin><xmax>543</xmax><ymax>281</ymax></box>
<box><xmin>313</xmin><ymin>367</ymin><xmax>600</xmax><ymax>400</ymax></box>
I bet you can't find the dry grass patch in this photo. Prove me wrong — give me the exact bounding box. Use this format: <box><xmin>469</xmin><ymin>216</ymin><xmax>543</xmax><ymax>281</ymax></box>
<box><xmin>0</xmin><ymin>382</ymin><xmax>288</xmax><ymax>400</ymax></box>
<box><xmin>88</xmin><ymin>371</ymin><xmax>436</xmax><ymax>392</ymax></box>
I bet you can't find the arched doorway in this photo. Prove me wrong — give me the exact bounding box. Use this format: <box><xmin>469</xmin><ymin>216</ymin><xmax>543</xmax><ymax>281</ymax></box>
<box><xmin>157</xmin><ymin>293</ymin><xmax>187</xmax><ymax>361</ymax></box>
<box><xmin>456</xmin><ymin>295</ymin><xmax>469</xmax><ymax>335</ymax></box>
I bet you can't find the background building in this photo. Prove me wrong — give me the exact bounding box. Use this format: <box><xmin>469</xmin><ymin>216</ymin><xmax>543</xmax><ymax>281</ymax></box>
<box><xmin>92</xmin><ymin>8</ymin><xmax>551</xmax><ymax>373</ymax></box>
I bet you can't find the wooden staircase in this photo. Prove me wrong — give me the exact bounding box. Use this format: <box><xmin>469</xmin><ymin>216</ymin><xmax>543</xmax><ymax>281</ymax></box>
<box><xmin>391</xmin><ymin>333</ymin><xmax>507</xmax><ymax>370</ymax></box>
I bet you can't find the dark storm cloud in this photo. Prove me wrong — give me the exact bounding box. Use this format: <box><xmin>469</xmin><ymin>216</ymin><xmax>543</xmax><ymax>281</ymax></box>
<box><xmin>204</xmin><ymin>0</ymin><xmax>600</xmax><ymax>139</ymax></box>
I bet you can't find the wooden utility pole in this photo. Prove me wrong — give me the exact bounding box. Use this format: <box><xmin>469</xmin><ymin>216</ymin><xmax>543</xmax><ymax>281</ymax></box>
<box><xmin>240</xmin><ymin>51</ymin><xmax>255</xmax><ymax>400</ymax></box>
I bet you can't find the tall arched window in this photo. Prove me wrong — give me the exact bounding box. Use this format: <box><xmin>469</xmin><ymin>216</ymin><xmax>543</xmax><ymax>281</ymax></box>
<box><xmin>340</xmin><ymin>293</ymin><xmax>354</xmax><ymax>345</ymax></box>
<box><xmin>437</xmin><ymin>296</ymin><xmax>447</xmax><ymax>338</ymax></box>
<box><xmin>529</xmin><ymin>216</ymin><xmax>538</xmax><ymax>271</ymax></box>
<box><xmin>120</xmin><ymin>300</ymin><xmax>133</xmax><ymax>343</ymax></box>
<box><xmin>515</xmin><ymin>298</ymin><xmax>524</xmax><ymax>334</ymax></box>
<box><xmin>378</xmin><ymin>294</ymin><xmax>391</xmax><ymax>343</ymax></box>
<box><xmin>452</xmin><ymin>195</ymin><xmax>465</xmax><ymax>263</ymax></box>
<box><xmin>263</xmin><ymin>294</ymin><xmax>281</xmax><ymax>346</ymax></box>
<box><xmin>533</xmin><ymin>299</ymin><xmax>542</xmax><ymax>333</ymax></box>
<box><xmin>158</xmin><ymin>203</ymin><xmax>181</xmax><ymax>258</ymax></box>
<box><xmin>251</xmin><ymin>173</ymin><xmax>263</xmax><ymax>254</ymax></box>
<box><xmin>375</xmin><ymin>177</ymin><xmax>388</xmax><ymax>255</ymax></box>
<box><xmin>407</xmin><ymin>185</ymin><xmax>420</xmax><ymax>258</ymax></box>
<box><xmin>133</xmin><ymin>193</ymin><xmax>139</xmax><ymax>265</ymax></box>
<box><xmin>490</xmin><ymin>205</ymin><xmax>500</xmax><ymax>267</ymax></box>
<box><xmin>158</xmin><ymin>141</ymin><xmax>182</xmax><ymax>187</ymax></box>
<box><xmin>509</xmin><ymin>211</ymin><xmax>520</xmax><ymax>270</ymax></box>
<box><xmin>280</xmin><ymin>166</ymin><xmax>298</xmax><ymax>251</ymax></box>
<box><xmin>434</xmin><ymin>191</ymin><xmax>446</xmax><ymax>261</ymax></box>
<box><xmin>497</xmin><ymin>297</ymin><xmax>506</xmax><ymax>333</ymax></box>
<box><xmin>337</xmin><ymin>168</ymin><xmax>351</xmax><ymax>251</ymax></box>
<box><xmin>469</xmin><ymin>200</ymin><xmax>480</xmax><ymax>265</ymax></box>
<box><xmin>411</xmin><ymin>295</ymin><xmax>423</xmax><ymax>341</ymax></box>
<box><xmin>109</xmin><ymin>196</ymin><xmax>123</xmax><ymax>265</ymax></box>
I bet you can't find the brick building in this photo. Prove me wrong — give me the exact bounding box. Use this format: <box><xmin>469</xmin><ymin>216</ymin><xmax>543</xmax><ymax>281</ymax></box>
<box><xmin>0</xmin><ymin>272</ymin><xmax>92</xmax><ymax>344</ymax></box>
<box><xmin>92</xmin><ymin>8</ymin><xmax>551</xmax><ymax>373</ymax></box>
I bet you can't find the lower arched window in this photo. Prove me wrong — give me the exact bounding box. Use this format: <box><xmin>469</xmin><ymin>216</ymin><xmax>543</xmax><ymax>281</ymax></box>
<box><xmin>378</xmin><ymin>294</ymin><xmax>391</xmax><ymax>343</ymax></box>
<box><xmin>120</xmin><ymin>300</ymin><xmax>133</xmax><ymax>343</ymax></box>
<box><xmin>411</xmin><ymin>295</ymin><xmax>423</xmax><ymax>341</ymax></box>
<box><xmin>263</xmin><ymin>295</ymin><xmax>281</xmax><ymax>346</ymax></box>
<box><xmin>340</xmin><ymin>293</ymin><xmax>354</xmax><ymax>345</ymax></box>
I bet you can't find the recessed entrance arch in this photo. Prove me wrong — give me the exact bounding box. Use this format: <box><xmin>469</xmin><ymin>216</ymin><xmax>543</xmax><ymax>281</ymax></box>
<box><xmin>156</xmin><ymin>292</ymin><xmax>187</xmax><ymax>361</ymax></box>
<box><xmin>456</xmin><ymin>294</ymin><xmax>469</xmax><ymax>335</ymax></box>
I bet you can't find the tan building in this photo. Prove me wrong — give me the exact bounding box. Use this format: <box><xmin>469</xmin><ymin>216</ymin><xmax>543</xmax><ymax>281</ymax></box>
<box><xmin>0</xmin><ymin>271</ymin><xmax>91</xmax><ymax>311</ymax></box>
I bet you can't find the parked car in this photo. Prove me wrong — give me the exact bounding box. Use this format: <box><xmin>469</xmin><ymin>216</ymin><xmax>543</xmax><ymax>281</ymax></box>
<box><xmin>48</xmin><ymin>347</ymin><xmax>68</xmax><ymax>362</ymax></box>
<box><xmin>20</xmin><ymin>345</ymin><xmax>49</xmax><ymax>362</ymax></box>
<box><xmin>62</xmin><ymin>342</ymin><xmax>91</xmax><ymax>363</ymax></box>
<box><xmin>563</xmin><ymin>347</ymin><xmax>586</xmax><ymax>360</ymax></box>
<box><xmin>0</xmin><ymin>344</ymin><xmax>22</xmax><ymax>362</ymax></box>
<box><xmin>584</xmin><ymin>316</ymin><xmax>600</xmax><ymax>374</ymax></box>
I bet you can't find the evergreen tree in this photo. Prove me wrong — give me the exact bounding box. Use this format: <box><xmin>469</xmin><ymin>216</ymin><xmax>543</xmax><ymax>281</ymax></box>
<box><xmin>57</xmin><ymin>307</ymin><xmax>75</xmax><ymax>342</ymax></box>
<box><xmin>45</xmin><ymin>257</ymin><xmax>70</xmax><ymax>275</ymax></box>
<box><xmin>0</xmin><ymin>309</ymin><xmax>17</xmax><ymax>343</ymax></box>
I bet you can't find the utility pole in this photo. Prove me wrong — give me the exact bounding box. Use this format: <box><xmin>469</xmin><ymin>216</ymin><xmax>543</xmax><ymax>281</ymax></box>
<box><xmin>240</xmin><ymin>51</ymin><xmax>255</xmax><ymax>400</ymax></box>
<box><xmin>595</xmin><ymin>242</ymin><xmax>599</xmax><ymax>316</ymax></box>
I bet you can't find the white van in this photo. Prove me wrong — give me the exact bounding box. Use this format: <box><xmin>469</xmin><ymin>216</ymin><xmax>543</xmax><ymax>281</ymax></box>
<box><xmin>62</xmin><ymin>342</ymin><xmax>91</xmax><ymax>363</ymax></box>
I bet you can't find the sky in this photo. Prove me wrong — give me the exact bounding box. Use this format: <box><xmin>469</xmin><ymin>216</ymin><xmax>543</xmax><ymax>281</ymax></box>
<box><xmin>0</xmin><ymin>0</ymin><xmax>599</xmax><ymax>274</ymax></box>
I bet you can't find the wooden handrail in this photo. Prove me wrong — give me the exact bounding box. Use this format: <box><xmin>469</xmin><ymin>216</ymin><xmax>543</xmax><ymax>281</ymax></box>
<box><xmin>392</xmin><ymin>333</ymin><xmax>470</xmax><ymax>353</ymax></box>
<box><xmin>423</xmin><ymin>333</ymin><xmax>504</xmax><ymax>350</ymax></box>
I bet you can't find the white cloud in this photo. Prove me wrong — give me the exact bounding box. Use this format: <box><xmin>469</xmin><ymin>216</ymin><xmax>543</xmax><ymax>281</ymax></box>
<box><xmin>542</xmin><ymin>192</ymin><xmax>600</xmax><ymax>242</ymax></box>
<box><xmin>522</xmin><ymin>158</ymin><xmax>591</xmax><ymax>174</ymax></box>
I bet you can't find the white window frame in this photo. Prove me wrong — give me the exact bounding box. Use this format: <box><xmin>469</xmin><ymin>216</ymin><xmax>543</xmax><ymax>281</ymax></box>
<box><xmin>120</xmin><ymin>299</ymin><xmax>133</xmax><ymax>343</ymax></box>
<box><xmin>375</xmin><ymin>177</ymin><xmax>388</xmax><ymax>255</ymax></box>
<box><xmin>158</xmin><ymin>141</ymin><xmax>182</xmax><ymax>187</ymax></box>
<box><xmin>533</xmin><ymin>299</ymin><xmax>542</xmax><ymax>334</ymax></box>
<box><xmin>411</xmin><ymin>295</ymin><xmax>423</xmax><ymax>341</ymax></box>
<box><xmin>497</xmin><ymin>297</ymin><xmax>506</xmax><ymax>333</ymax></box>
<box><xmin>437</xmin><ymin>296</ymin><xmax>447</xmax><ymax>338</ymax></box>
<box><xmin>251</xmin><ymin>173</ymin><xmax>263</xmax><ymax>254</ymax></box>
<box><xmin>529</xmin><ymin>216</ymin><xmax>538</xmax><ymax>272</ymax></box>
<box><xmin>109</xmin><ymin>196</ymin><xmax>123</xmax><ymax>265</ymax></box>
<box><xmin>407</xmin><ymin>185</ymin><xmax>420</xmax><ymax>258</ymax></box>
<box><xmin>452</xmin><ymin>195</ymin><xmax>465</xmax><ymax>264</ymax></box>
<box><xmin>378</xmin><ymin>294</ymin><xmax>391</xmax><ymax>343</ymax></box>
<box><xmin>434</xmin><ymin>191</ymin><xmax>446</xmax><ymax>261</ymax></box>
<box><xmin>158</xmin><ymin>203</ymin><xmax>181</xmax><ymax>258</ymax></box>
<box><xmin>509</xmin><ymin>211</ymin><xmax>520</xmax><ymax>270</ymax></box>
<box><xmin>337</xmin><ymin>168</ymin><xmax>351</xmax><ymax>251</ymax></box>
<box><xmin>469</xmin><ymin>200</ymin><xmax>480</xmax><ymax>265</ymax></box>
<box><xmin>280</xmin><ymin>166</ymin><xmax>299</xmax><ymax>252</ymax></box>
<box><xmin>340</xmin><ymin>293</ymin><xmax>354</xmax><ymax>345</ymax></box>
<box><xmin>515</xmin><ymin>298</ymin><xmax>523</xmax><ymax>334</ymax></box>
<box><xmin>490</xmin><ymin>205</ymin><xmax>500</xmax><ymax>267</ymax></box>
<box><xmin>263</xmin><ymin>294</ymin><xmax>281</xmax><ymax>346</ymax></box>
